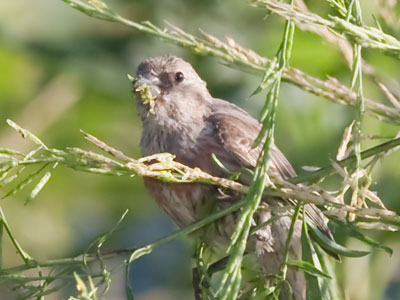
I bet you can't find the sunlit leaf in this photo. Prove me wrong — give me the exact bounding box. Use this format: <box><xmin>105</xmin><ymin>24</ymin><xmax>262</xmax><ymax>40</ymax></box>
<box><xmin>309</xmin><ymin>224</ymin><xmax>369</xmax><ymax>258</ymax></box>
<box><xmin>330</xmin><ymin>218</ymin><xmax>393</xmax><ymax>256</ymax></box>
<box><xmin>287</xmin><ymin>259</ymin><xmax>331</xmax><ymax>279</ymax></box>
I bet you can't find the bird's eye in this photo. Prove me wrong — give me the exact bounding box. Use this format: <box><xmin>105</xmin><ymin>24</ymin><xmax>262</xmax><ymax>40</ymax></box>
<box><xmin>175</xmin><ymin>72</ymin><xmax>184</xmax><ymax>83</ymax></box>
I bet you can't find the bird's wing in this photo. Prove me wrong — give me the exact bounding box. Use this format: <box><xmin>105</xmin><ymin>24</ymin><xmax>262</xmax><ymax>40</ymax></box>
<box><xmin>206</xmin><ymin>98</ymin><xmax>295</xmax><ymax>179</ymax></box>
<box><xmin>206</xmin><ymin>99</ymin><xmax>334</xmax><ymax>244</ymax></box>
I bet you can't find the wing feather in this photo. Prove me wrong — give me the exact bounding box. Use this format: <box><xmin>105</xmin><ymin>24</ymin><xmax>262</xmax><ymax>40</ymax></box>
<box><xmin>205</xmin><ymin>99</ymin><xmax>333</xmax><ymax>242</ymax></box>
<box><xmin>207</xmin><ymin>98</ymin><xmax>295</xmax><ymax>179</ymax></box>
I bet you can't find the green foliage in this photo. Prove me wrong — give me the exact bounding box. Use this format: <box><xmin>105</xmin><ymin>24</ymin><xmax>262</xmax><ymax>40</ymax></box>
<box><xmin>0</xmin><ymin>0</ymin><xmax>400</xmax><ymax>299</ymax></box>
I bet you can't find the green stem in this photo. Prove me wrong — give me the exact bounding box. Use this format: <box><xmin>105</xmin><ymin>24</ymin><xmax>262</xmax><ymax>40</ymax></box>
<box><xmin>0</xmin><ymin>273</ymin><xmax>104</xmax><ymax>283</ymax></box>
<box><xmin>0</xmin><ymin>206</ymin><xmax>32</xmax><ymax>264</ymax></box>
<box><xmin>2</xmin><ymin>199</ymin><xmax>246</xmax><ymax>275</ymax></box>
<box><xmin>290</xmin><ymin>137</ymin><xmax>400</xmax><ymax>184</ymax></box>
<box><xmin>58</xmin><ymin>0</ymin><xmax>400</xmax><ymax>125</ymax></box>
<box><xmin>348</xmin><ymin>0</ymin><xmax>365</xmax><ymax>213</ymax></box>
<box><xmin>281</xmin><ymin>203</ymin><xmax>302</xmax><ymax>279</ymax></box>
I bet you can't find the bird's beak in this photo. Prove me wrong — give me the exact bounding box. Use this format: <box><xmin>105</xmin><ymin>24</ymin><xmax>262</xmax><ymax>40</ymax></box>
<box><xmin>133</xmin><ymin>75</ymin><xmax>160</xmax><ymax>88</ymax></box>
<box><xmin>132</xmin><ymin>75</ymin><xmax>161</xmax><ymax>114</ymax></box>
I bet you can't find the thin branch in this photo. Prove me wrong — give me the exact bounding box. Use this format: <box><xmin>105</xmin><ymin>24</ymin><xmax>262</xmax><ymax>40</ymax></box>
<box><xmin>2</xmin><ymin>121</ymin><xmax>399</xmax><ymax>225</ymax></box>
<box><xmin>58</xmin><ymin>0</ymin><xmax>400</xmax><ymax>125</ymax></box>
<box><xmin>252</xmin><ymin>0</ymin><xmax>400</xmax><ymax>56</ymax></box>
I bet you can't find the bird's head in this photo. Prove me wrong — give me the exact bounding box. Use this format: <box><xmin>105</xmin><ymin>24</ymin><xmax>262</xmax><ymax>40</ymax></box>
<box><xmin>132</xmin><ymin>56</ymin><xmax>211</xmax><ymax>124</ymax></box>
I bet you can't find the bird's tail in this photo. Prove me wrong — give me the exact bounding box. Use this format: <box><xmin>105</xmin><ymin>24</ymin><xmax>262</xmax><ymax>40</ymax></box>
<box><xmin>253</xmin><ymin>215</ymin><xmax>306</xmax><ymax>300</ymax></box>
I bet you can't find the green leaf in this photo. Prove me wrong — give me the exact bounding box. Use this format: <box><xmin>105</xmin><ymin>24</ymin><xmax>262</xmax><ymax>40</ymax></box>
<box><xmin>7</xmin><ymin>119</ymin><xmax>48</xmax><ymax>149</ymax></box>
<box><xmin>3</xmin><ymin>163</ymin><xmax>50</xmax><ymax>199</ymax></box>
<box><xmin>302</xmin><ymin>218</ymin><xmax>337</xmax><ymax>300</ymax></box>
<box><xmin>250</xmin><ymin>58</ymin><xmax>278</xmax><ymax>97</ymax></box>
<box><xmin>0</xmin><ymin>148</ymin><xmax>24</xmax><ymax>156</ymax></box>
<box><xmin>258</xmin><ymin>285</ymin><xmax>277</xmax><ymax>297</ymax></box>
<box><xmin>330</xmin><ymin>218</ymin><xmax>393</xmax><ymax>256</ymax></box>
<box><xmin>127</xmin><ymin>74</ymin><xmax>136</xmax><ymax>83</ymax></box>
<box><xmin>309</xmin><ymin>224</ymin><xmax>369</xmax><ymax>258</ymax></box>
<box><xmin>287</xmin><ymin>259</ymin><xmax>331</xmax><ymax>279</ymax></box>
<box><xmin>211</xmin><ymin>153</ymin><xmax>238</xmax><ymax>178</ymax></box>
<box><xmin>125</xmin><ymin>246</ymin><xmax>153</xmax><ymax>300</ymax></box>
<box><xmin>125</xmin><ymin>262</ymin><xmax>135</xmax><ymax>300</ymax></box>
<box><xmin>26</xmin><ymin>171</ymin><xmax>52</xmax><ymax>204</ymax></box>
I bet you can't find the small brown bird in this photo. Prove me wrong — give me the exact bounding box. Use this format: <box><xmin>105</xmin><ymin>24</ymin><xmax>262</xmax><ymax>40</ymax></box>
<box><xmin>133</xmin><ymin>56</ymin><xmax>329</xmax><ymax>300</ymax></box>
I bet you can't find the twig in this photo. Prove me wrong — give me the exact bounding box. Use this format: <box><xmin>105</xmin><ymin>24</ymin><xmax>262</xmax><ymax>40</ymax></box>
<box><xmin>58</xmin><ymin>0</ymin><xmax>400</xmax><ymax>125</ymax></box>
<box><xmin>252</xmin><ymin>0</ymin><xmax>400</xmax><ymax>56</ymax></box>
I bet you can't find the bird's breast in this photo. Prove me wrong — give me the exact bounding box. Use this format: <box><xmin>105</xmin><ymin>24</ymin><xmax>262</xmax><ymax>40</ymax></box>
<box><xmin>143</xmin><ymin>178</ymin><xmax>212</xmax><ymax>227</ymax></box>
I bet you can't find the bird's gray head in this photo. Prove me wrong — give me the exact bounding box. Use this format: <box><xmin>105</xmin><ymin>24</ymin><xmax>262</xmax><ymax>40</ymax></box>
<box><xmin>133</xmin><ymin>56</ymin><xmax>212</xmax><ymax>125</ymax></box>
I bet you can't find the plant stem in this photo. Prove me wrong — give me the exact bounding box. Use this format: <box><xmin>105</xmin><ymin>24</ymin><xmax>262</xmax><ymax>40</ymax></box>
<box><xmin>59</xmin><ymin>0</ymin><xmax>400</xmax><ymax>125</ymax></box>
<box><xmin>0</xmin><ymin>206</ymin><xmax>32</xmax><ymax>264</ymax></box>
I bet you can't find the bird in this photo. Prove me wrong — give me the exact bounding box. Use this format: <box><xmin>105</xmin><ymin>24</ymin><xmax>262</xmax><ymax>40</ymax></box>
<box><xmin>133</xmin><ymin>55</ymin><xmax>330</xmax><ymax>300</ymax></box>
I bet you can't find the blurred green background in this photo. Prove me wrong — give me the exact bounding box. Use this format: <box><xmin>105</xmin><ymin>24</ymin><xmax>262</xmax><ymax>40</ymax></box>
<box><xmin>0</xmin><ymin>0</ymin><xmax>399</xmax><ymax>299</ymax></box>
